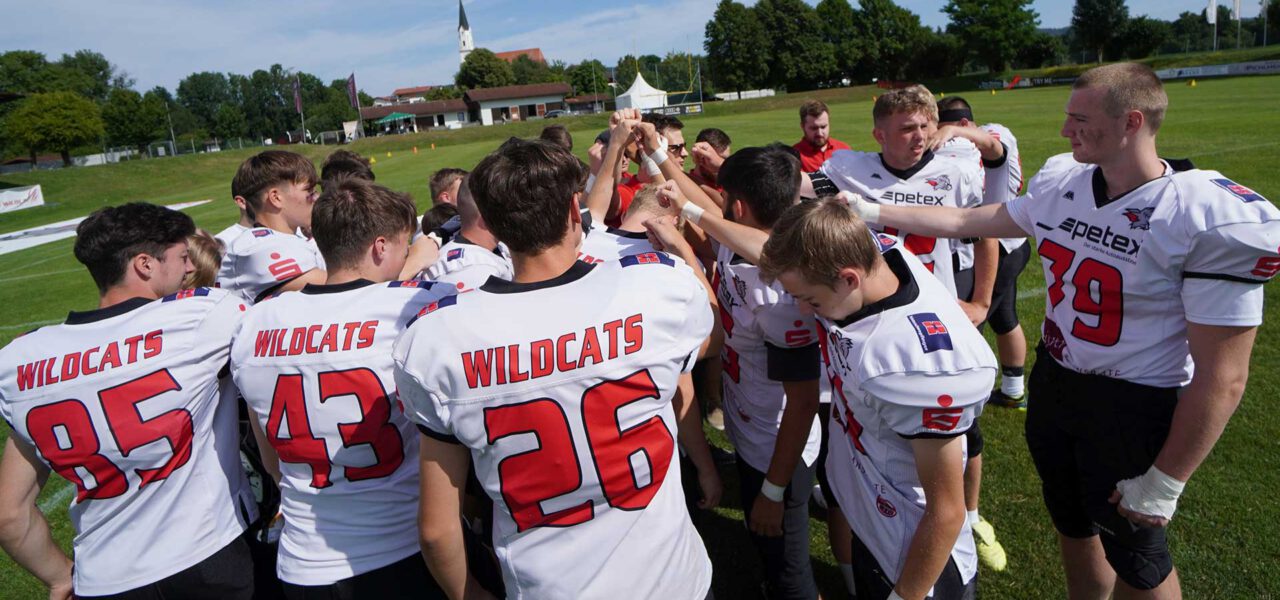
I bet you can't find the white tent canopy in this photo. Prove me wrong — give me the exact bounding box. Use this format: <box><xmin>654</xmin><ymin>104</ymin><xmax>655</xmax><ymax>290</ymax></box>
<box><xmin>615</xmin><ymin>72</ymin><xmax>668</xmax><ymax>110</ymax></box>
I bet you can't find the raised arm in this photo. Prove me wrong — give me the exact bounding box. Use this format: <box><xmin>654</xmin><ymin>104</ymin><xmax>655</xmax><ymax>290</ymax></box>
<box><xmin>654</xmin><ymin>181</ymin><xmax>770</xmax><ymax>265</ymax></box>
<box><xmin>846</xmin><ymin>192</ymin><xmax>1026</xmax><ymax>240</ymax></box>
<box><xmin>585</xmin><ymin>110</ymin><xmax>642</xmax><ymax>225</ymax></box>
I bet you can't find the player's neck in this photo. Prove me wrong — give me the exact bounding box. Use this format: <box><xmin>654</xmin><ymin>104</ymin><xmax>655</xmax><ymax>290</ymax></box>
<box><xmin>1098</xmin><ymin>145</ymin><xmax>1165</xmax><ymax>199</ymax></box>
<box><xmin>858</xmin><ymin>258</ymin><xmax>899</xmax><ymax>308</ymax></box>
<box><xmin>99</xmin><ymin>282</ymin><xmax>160</xmax><ymax>309</ymax></box>
<box><xmin>238</xmin><ymin>212</ymin><xmax>254</xmax><ymax>228</ymax></box>
<box><xmin>511</xmin><ymin>240</ymin><xmax>580</xmax><ymax>284</ymax></box>
<box><xmin>459</xmin><ymin>225</ymin><xmax>497</xmax><ymax>250</ymax></box>
<box><xmin>256</xmin><ymin>212</ymin><xmax>295</xmax><ymax>234</ymax></box>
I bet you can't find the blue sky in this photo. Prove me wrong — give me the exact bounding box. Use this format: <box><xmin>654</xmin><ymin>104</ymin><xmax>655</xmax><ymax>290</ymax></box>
<box><xmin>4</xmin><ymin>0</ymin><xmax>1256</xmax><ymax>97</ymax></box>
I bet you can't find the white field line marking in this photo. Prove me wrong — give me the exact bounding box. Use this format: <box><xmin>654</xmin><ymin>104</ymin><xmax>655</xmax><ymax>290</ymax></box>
<box><xmin>0</xmin><ymin>200</ymin><xmax>210</xmax><ymax>256</ymax></box>
<box><xmin>0</xmin><ymin>268</ymin><xmax>80</xmax><ymax>285</ymax></box>
<box><xmin>1017</xmin><ymin>288</ymin><xmax>1046</xmax><ymax>300</ymax></box>
<box><xmin>38</xmin><ymin>481</ymin><xmax>74</xmax><ymax>514</ymax></box>
<box><xmin>0</xmin><ymin>319</ymin><xmax>62</xmax><ymax>330</ymax></box>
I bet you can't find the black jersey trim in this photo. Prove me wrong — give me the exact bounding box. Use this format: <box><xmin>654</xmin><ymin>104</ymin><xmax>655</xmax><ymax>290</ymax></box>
<box><xmin>807</xmin><ymin>171</ymin><xmax>840</xmax><ymax>198</ymax></box>
<box><xmin>453</xmin><ymin>234</ymin><xmax>506</xmax><ymax>256</ymax></box>
<box><xmin>1090</xmin><ymin>160</ymin><xmax>1190</xmax><ymax>209</ymax></box>
<box><xmin>765</xmin><ymin>342</ymin><xmax>822</xmax><ymax>382</ymax></box>
<box><xmin>1163</xmin><ymin>157</ymin><xmax>1196</xmax><ymax>172</ymax></box>
<box><xmin>255</xmin><ymin>279</ymin><xmax>297</xmax><ymax>303</ymax></box>
<box><xmin>1183</xmin><ymin>271</ymin><xmax>1268</xmax><ymax>284</ymax></box>
<box><xmin>880</xmin><ymin>150</ymin><xmax>935</xmax><ymax>181</ymax></box>
<box><xmin>605</xmin><ymin>227</ymin><xmax>650</xmax><ymax>240</ymax></box>
<box><xmin>833</xmin><ymin>249</ymin><xmax>919</xmax><ymax>327</ymax></box>
<box><xmin>66</xmin><ymin>297</ymin><xmax>153</xmax><ymax>324</ymax></box>
<box><xmin>480</xmin><ymin>260</ymin><xmax>596</xmax><ymax>294</ymax></box>
<box><xmin>417</xmin><ymin>424</ymin><xmax>462</xmax><ymax>445</ymax></box>
<box><xmin>301</xmin><ymin>279</ymin><xmax>374</xmax><ymax>294</ymax></box>
<box><xmin>982</xmin><ymin>143</ymin><xmax>1009</xmax><ymax>169</ymax></box>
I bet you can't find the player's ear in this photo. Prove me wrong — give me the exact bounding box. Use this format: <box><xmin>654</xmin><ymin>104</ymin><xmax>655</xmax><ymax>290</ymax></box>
<box><xmin>731</xmin><ymin>199</ymin><xmax>746</xmax><ymax>222</ymax></box>
<box><xmin>372</xmin><ymin>235</ymin><xmax>388</xmax><ymax>262</ymax></box>
<box><xmin>871</xmin><ymin>126</ymin><xmax>885</xmax><ymax>146</ymax></box>
<box><xmin>837</xmin><ymin>266</ymin><xmax>861</xmax><ymax>291</ymax></box>
<box><xmin>233</xmin><ymin>196</ymin><xmax>248</xmax><ymax>211</ymax></box>
<box><xmin>1124</xmin><ymin>109</ymin><xmax>1146</xmax><ymax>136</ymax></box>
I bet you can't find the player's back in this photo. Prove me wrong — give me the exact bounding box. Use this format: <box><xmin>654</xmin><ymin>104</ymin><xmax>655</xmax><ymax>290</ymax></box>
<box><xmin>219</xmin><ymin>226</ymin><xmax>325</xmax><ymax>304</ymax></box>
<box><xmin>579</xmin><ymin>227</ymin><xmax>658</xmax><ymax>264</ymax></box>
<box><xmin>230</xmin><ymin>279</ymin><xmax>454</xmax><ymax>585</ymax></box>
<box><xmin>395</xmin><ymin>255</ymin><xmax>714</xmax><ymax>599</ymax></box>
<box><xmin>421</xmin><ymin>237</ymin><xmax>513</xmax><ymax>292</ymax></box>
<box><xmin>0</xmin><ymin>288</ymin><xmax>254</xmax><ymax>596</ymax></box>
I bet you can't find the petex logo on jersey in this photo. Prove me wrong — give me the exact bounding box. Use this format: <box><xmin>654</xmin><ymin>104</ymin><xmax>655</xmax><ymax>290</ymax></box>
<box><xmin>925</xmin><ymin>175</ymin><xmax>952</xmax><ymax>191</ymax></box>
<box><xmin>1122</xmin><ymin>207</ymin><xmax>1155</xmax><ymax>230</ymax></box>
<box><xmin>908</xmin><ymin>313</ymin><xmax>953</xmax><ymax>353</ymax></box>
<box><xmin>1212</xmin><ymin>178</ymin><xmax>1266</xmax><ymax>203</ymax></box>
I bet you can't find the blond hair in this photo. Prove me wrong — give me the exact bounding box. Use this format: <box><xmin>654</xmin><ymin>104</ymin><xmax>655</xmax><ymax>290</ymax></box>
<box><xmin>627</xmin><ymin>184</ymin><xmax>664</xmax><ymax>216</ymax></box>
<box><xmin>184</xmin><ymin>229</ymin><xmax>222</xmax><ymax>289</ymax></box>
<box><xmin>759</xmin><ymin>197</ymin><xmax>880</xmax><ymax>286</ymax></box>
<box><xmin>873</xmin><ymin>84</ymin><xmax>938</xmax><ymax>124</ymax></box>
<box><xmin>1073</xmin><ymin>62</ymin><xmax>1168</xmax><ymax>132</ymax></box>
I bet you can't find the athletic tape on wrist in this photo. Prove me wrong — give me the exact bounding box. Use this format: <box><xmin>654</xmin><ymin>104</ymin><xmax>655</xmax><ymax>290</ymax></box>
<box><xmin>643</xmin><ymin>158</ymin><xmax>663</xmax><ymax>178</ymax></box>
<box><xmin>760</xmin><ymin>480</ymin><xmax>785</xmax><ymax>503</ymax></box>
<box><xmin>853</xmin><ymin>196</ymin><xmax>881</xmax><ymax>223</ymax></box>
<box><xmin>1118</xmin><ymin>466</ymin><xmax>1185</xmax><ymax>520</ymax></box>
<box><xmin>680</xmin><ymin>202</ymin><xmax>705</xmax><ymax>225</ymax></box>
<box><xmin>585</xmin><ymin>173</ymin><xmax>597</xmax><ymax>194</ymax></box>
<box><xmin>647</xmin><ymin>147</ymin><xmax>668</xmax><ymax>167</ymax></box>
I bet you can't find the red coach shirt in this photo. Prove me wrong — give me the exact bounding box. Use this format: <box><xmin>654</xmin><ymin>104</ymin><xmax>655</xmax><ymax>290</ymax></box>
<box><xmin>793</xmin><ymin>138</ymin><xmax>851</xmax><ymax>173</ymax></box>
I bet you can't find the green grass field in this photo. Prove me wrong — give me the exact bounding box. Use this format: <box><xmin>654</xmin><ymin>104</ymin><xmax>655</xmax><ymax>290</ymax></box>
<box><xmin>1</xmin><ymin>75</ymin><xmax>1279</xmax><ymax>598</ymax></box>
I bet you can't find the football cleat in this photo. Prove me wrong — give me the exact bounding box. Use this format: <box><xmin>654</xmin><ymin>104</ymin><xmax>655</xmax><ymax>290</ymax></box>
<box><xmin>988</xmin><ymin>389</ymin><xmax>1026</xmax><ymax>411</ymax></box>
<box><xmin>972</xmin><ymin>517</ymin><xmax>1008</xmax><ymax>572</ymax></box>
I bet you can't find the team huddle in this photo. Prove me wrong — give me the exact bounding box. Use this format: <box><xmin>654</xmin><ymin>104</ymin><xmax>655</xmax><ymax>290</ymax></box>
<box><xmin>0</xmin><ymin>62</ymin><xmax>1277</xmax><ymax>600</ymax></box>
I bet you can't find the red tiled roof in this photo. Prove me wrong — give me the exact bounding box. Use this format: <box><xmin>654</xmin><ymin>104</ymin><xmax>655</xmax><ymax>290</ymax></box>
<box><xmin>464</xmin><ymin>82</ymin><xmax>571</xmax><ymax>103</ymax></box>
<box><xmin>359</xmin><ymin>99</ymin><xmax>468</xmax><ymax>120</ymax></box>
<box><xmin>565</xmin><ymin>93</ymin><xmax>612</xmax><ymax>104</ymax></box>
<box><xmin>495</xmin><ymin>48</ymin><xmax>545</xmax><ymax>64</ymax></box>
<box><xmin>392</xmin><ymin>85</ymin><xmax>434</xmax><ymax>97</ymax></box>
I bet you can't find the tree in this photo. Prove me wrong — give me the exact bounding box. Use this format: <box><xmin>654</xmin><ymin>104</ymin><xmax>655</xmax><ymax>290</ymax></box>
<box><xmin>4</xmin><ymin>92</ymin><xmax>105</xmax><ymax>166</ymax></box>
<box><xmin>102</xmin><ymin>88</ymin><xmax>163</xmax><ymax>155</ymax></box>
<box><xmin>1071</xmin><ymin>0</ymin><xmax>1129</xmax><ymax>62</ymax></box>
<box><xmin>615</xmin><ymin>54</ymin><xmax>662</xmax><ymax>91</ymax></box>
<box><xmin>1115</xmin><ymin>16</ymin><xmax>1171</xmax><ymax>58</ymax></box>
<box><xmin>211</xmin><ymin>104</ymin><xmax>247</xmax><ymax>142</ymax></box>
<box><xmin>57</xmin><ymin>50</ymin><xmax>128</xmax><ymax>103</ymax></box>
<box><xmin>1268</xmin><ymin>0</ymin><xmax>1280</xmax><ymax>46</ymax></box>
<box><xmin>566</xmin><ymin>60</ymin><xmax>610</xmax><ymax>97</ymax></box>
<box><xmin>851</xmin><ymin>0</ymin><xmax>927</xmax><ymax>82</ymax></box>
<box><xmin>752</xmin><ymin>0</ymin><xmax>837</xmax><ymax>90</ymax></box>
<box><xmin>1170</xmin><ymin>11</ymin><xmax>1212</xmax><ymax>53</ymax></box>
<box><xmin>816</xmin><ymin>0</ymin><xmax>862</xmax><ymax>80</ymax></box>
<box><xmin>910</xmin><ymin>29</ymin><xmax>966</xmax><ymax>79</ymax></box>
<box><xmin>456</xmin><ymin>49</ymin><xmax>515</xmax><ymax>90</ymax></box>
<box><xmin>943</xmin><ymin>0</ymin><xmax>1040</xmax><ymax>73</ymax></box>
<box><xmin>704</xmin><ymin>0</ymin><xmax>771</xmax><ymax>93</ymax></box>
<box><xmin>427</xmin><ymin>85</ymin><xmax>464</xmax><ymax>100</ymax></box>
<box><xmin>177</xmin><ymin>71</ymin><xmax>232</xmax><ymax>128</ymax></box>
<box><xmin>510</xmin><ymin>54</ymin><xmax>563</xmax><ymax>85</ymax></box>
<box><xmin>1017</xmin><ymin>31</ymin><xmax>1068</xmax><ymax>68</ymax></box>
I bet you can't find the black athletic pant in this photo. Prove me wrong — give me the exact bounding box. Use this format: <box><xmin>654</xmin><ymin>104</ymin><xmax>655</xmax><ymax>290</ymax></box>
<box><xmin>80</xmin><ymin>535</ymin><xmax>254</xmax><ymax>600</ymax></box>
<box><xmin>281</xmin><ymin>554</ymin><xmax>445</xmax><ymax>600</ymax></box>
<box><xmin>735</xmin><ymin>456</ymin><xmax>818</xmax><ymax>600</ymax></box>
<box><xmin>848</xmin><ymin>528</ymin><xmax>976</xmax><ymax>600</ymax></box>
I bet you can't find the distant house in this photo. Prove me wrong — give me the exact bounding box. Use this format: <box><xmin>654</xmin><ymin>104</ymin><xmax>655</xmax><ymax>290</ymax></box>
<box><xmin>565</xmin><ymin>93</ymin><xmax>614</xmax><ymax>114</ymax></box>
<box><xmin>359</xmin><ymin>98</ymin><xmax>470</xmax><ymax>132</ymax></box>
<box><xmin>392</xmin><ymin>85</ymin><xmax>434</xmax><ymax>102</ymax></box>
<box><xmin>495</xmin><ymin>48</ymin><xmax>545</xmax><ymax>64</ymax></box>
<box><xmin>464</xmin><ymin>82</ymin><xmax>572</xmax><ymax>126</ymax></box>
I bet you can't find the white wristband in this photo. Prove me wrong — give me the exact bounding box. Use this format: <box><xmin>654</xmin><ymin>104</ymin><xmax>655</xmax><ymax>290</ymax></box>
<box><xmin>1117</xmin><ymin>465</ymin><xmax>1186</xmax><ymax>520</ymax></box>
<box><xmin>680</xmin><ymin>202</ymin><xmax>705</xmax><ymax>225</ymax></box>
<box><xmin>584</xmin><ymin>173</ymin><xmax>597</xmax><ymax>194</ymax></box>
<box><xmin>643</xmin><ymin>157</ymin><xmax>663</xmax><ymax>178</ymax></box>
<box><xmin>839</xmin><ymin>191</ymin><xmax>881</xmax><ymax>223</ymax></box>
<box><xmin>647</xmin><ymin>147</ymin><xmax>668</xmax><ymax>167</ymax></box>
<box><xmin>760</xmin><ymin>479</ymin><xmax>785</xmax><ymax>503</ymax></box>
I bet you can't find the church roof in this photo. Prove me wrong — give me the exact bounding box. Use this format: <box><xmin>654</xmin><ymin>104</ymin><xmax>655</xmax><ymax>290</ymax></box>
<box><xmin>495</xmin><ymin>48</ymin><xmax>545</xmax><ymax>64</ymax></box>
<box><xmin>458</xmin><ymin>0</ymin><xmax>469</xmax><ymax>30</ymax></box>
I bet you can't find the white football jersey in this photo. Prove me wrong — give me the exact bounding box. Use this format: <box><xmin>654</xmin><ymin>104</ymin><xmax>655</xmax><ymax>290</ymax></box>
<box><xmin>218</xmin><ymin>227</ymin><xmax>326</xmax><ymax>304</ymax></box>
<box><xmin>230</xmin><ymin>279</ymin><xmax>455</xmax><ymax>585</ymax></box>
<box><xmin>941</xmin><ymin>124</ymin><xmax>1026</xmax><ymax>252</ymax></box>
<box><xmin>821</xmin><ymin>237</ymin><xmax>996</xmax><ymax>590</ymax></box>
<box><xmin>395</xmin><ymin>257</ymin><xmax>714</xmax><ymax>600</ymax></box>
<box><xmin>715</xmin><ymin>244</ymin><xmax>822</xmax><ymax>474</ymax></box>
<box><xmin>1006</xmin><ymin>154</ymin><xmax>1280</xmax><ymax>387</ymax></box>
<box><xmin>214</xmin><ymin>222</ymin><xmax>248</xmax><ymax>248</ymax></box>
<box><xmin>421</xmin><ymin>237</ymin><xmax>513</xmax><ymax>293</ymax></box>
<box><xmin>0</xmin><ymin>289</ymin><xmax>255</xmax><ymax>596</ymax></box>
<box><xmin>579</xmin><ymin>227</ymin><xmax>659</xmax><ymax>264</ymax></box>
<box><xmin>821</xmin><ymin>150</ymin><xmax>984</xmax><ymax>296</ymax></box>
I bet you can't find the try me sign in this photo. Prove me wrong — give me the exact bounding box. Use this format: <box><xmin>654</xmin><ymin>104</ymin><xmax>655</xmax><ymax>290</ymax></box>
<box><xmin>0</xmin><ymin>185</ymin><xmax>44</xmax><ymax>213</ymax></box>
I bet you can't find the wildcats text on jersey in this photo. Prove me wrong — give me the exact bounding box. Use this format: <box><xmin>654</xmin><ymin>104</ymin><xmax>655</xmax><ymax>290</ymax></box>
<box><xmin>251</xmin><ymin>321</ymin><xmax>377</xmax><ymax>358</ymax></box>
<box><xmin>16</xmin><ymin>330</ymin><xmax>163</xmax><ymax>391</ymax></box>
<box><xmin>461</xmin><ymin>314</ymin><xmax>644</xmax><ymax>388</ymax></box>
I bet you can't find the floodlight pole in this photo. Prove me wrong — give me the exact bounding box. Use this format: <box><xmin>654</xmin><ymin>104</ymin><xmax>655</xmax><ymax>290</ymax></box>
<box><xmin>165</xmin><ymin>101</ymin><xmax>177</xmax><ymax>157</ymax></box>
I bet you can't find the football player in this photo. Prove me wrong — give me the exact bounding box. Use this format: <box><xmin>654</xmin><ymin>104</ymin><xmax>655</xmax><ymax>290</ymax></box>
<box><xmin>231</xmin><ymin>178</ymin><xmax>454</xmax><ymax>599</ymax></box>
<box><xmin>420</xmin><ymin>176</ymin><xmax>512</xmax><ymax>292</ymax></box>
<box><xmin>759</xmin><ymin>198</ymin><xmax>996</xmax><ymax>600</ymax></box>
<box><xmin>394</xmin><ymin>138</ymin><xmax>718</xmax><ymax>599</ymax></box>
<box><xmin>844</xmin><ymin>62</ymin><xmax>1280</xmax><ymax>598</ymax></box>
<box><xmin>215</xmin><ymin>177</ymin><xmax>254</xmax><ymax>248</ymax></box>
<box><xmin>0</xmin><ymin>203</ymin><xmax>257</xmax><ymax>599</ymax></box>
<box><xmin>688</xmin><ymin>127</ymin><xmax>731</xmax><ymax>204</ymax></box>
<box><xmin>219</xmin><ymin>151</ymin><xmax>327</xmax><ymax>304</ymax></box>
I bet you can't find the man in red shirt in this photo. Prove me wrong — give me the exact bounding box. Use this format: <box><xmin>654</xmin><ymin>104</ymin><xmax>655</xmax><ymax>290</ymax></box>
<box><xmin>793</xmin><ymin>99</ymin><xmax>851</xmax><ymax>173</ymax></box>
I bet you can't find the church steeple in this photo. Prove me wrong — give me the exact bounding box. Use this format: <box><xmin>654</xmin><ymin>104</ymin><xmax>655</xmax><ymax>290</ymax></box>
<box><xmin>458</xmin><ymin>0</ymin><xmax>474</xmax><ymax>65</ymax></box>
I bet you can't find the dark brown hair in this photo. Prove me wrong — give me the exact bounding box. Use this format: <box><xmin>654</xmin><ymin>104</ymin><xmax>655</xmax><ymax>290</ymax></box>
<box><xmin>468</xmin><ymin>138</ymin><xmax>584</xmax><ymax>254</ymax></box>
<box><xmin>310</xmin><ymin>178</ymin><xmax>417</xmax><ymax>271</ymax></box>
<box><xmin>231</xmin><ymin>150</ymin><xmax>317</xmax><ymax>213</ymax></box>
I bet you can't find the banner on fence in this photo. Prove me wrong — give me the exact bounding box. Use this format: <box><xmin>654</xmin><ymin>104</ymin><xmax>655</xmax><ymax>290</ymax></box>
<box><xmin>0</xmin><ymin>185</ymin><xmax>44</xmax><ymax>214</ymax></box>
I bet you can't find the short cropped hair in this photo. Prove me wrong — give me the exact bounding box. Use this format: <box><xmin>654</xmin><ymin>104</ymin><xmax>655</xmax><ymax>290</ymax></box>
<box><xmin>628</xmin><ymin>184</ymin><xmax>664</xmax><ymax>216</ymax></box>
<box><xmin>539</xmin><ymin>124</ymin><xmax>573</xmax><ymax>152</ymax></box>
<box><xmin>321</xmin><ymin>149</ymin><xmax>375</xmax><ymax>182</ymax></box>
<box><xmin>717</xmin><ymin>144</ymin><xmax>801</xmax><ymax>228</ymax></box>
<box><xmin>311</xmin><ymin>178</ymin><xmax>417</xmax><ymax>271</ymax></box>
<box><xmin>184</xmin><ymin>229</ymin><xmax>222</xmax><ymax>289</ymax></box>
<box><xmin>74</xmin><ymin>203</ymin><xmax>196</xmax><ymax>294</ymax></box>
<box><xmin>799</xmin><ymin>99</ymin><xmax>829</xmax><ymax>123</ymax></box>
<box><xmin>232</xmin><ymin>150</ymin><xmax>317</xmax><ymax>213</ymax></box>
<box><xmin>423</xmin><ymin>203</ymin><xmax>460</xmax><ymax>235</ymax></box>
<box><xmin>469</xmin><ymin>138</ymin><xmax>585</xmax><ymax>254</ymax></box>
<box><xmin>1074</xmin><ymin>62</ymin><xmax>1168</xmax><ymax>132</ymax></box>
<box><xmin>642</xmin><ymin>113</ymin><xmax>684</xmax><ymax>136</ymax></box>
<box><xmin>429</xmin><ymin>168</ymin><xmax>468</xmax><ymax>202</ymax></box>
<box><xmin>873</xmin><ymin>85</ymin><xmax>938</xmax><ymax>124</ymax></box>
<box><xmin>759</xmin><ymin>197</ymin><xmax>881</xmax><ymax>286</ymax></box>
<box><xmin>695</xmin><ymin>128</ymin><xmax>732</xmax><ymax>153</ymax></box>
